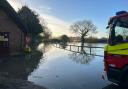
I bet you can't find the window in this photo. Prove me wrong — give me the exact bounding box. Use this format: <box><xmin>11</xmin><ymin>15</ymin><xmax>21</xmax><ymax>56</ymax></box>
<box><xmin>0</xmin><ymin>32</ymin><xmax>9</xmax><ymax>48</ymax></box>
<box><xmin>115</xmin><ymin>26</ymin><xmax>128</xmax><ymax>43</ymax></box>
<box><xmin>108</xmin><ymin>16</ymin><xmax>128</xmax><ymax>45</ymax></box>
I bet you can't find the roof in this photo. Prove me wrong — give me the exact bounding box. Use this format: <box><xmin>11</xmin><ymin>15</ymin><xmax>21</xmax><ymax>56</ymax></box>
<box><xmin>108</xmin><ymin>13</ymin><xmax>128</xmax><ymax>25</ymax></box>
<box><xmin>0</xmin><ymin>0</ymin><xmax>28</xmax><ymax>34</ymax></box>
<box><xmin>110</xmin><ymin>12</ymin><xmax>128</xmax><ymax>20</ymax></box>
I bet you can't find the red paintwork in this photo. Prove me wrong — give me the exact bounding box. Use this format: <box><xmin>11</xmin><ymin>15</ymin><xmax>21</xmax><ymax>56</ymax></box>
<box><xmin>105</xmin><ymin>52</ymin><xmax>128</xmax><ymax>71</ymax></box>
<box><xmin>111</xmin><ymin>13</ymin><xmax>128</xmax><ymax>20</ymax></box>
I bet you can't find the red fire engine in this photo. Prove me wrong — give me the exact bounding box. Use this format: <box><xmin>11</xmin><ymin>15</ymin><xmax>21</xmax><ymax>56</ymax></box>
<box><xmin>104</xmin><ymin>11</ymin><xmax>128</xmax><ymax>88</ymax></box>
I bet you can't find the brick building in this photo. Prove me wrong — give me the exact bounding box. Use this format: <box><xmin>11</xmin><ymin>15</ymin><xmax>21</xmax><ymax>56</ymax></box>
<box><xmin>0</xmin><ymin>0</ymin><xmax>28</xmax><ymax>56</ymax></box>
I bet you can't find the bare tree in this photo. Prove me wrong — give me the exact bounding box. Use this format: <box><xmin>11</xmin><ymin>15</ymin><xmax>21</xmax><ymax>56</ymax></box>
<box><xmin>70</xmin><ymin>20</ymin><xmax>97</xmax><ymax>47</ymax></box>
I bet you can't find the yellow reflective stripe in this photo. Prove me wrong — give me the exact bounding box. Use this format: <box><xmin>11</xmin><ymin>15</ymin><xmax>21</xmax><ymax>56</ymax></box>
<box><xmin>105</xmin><ymin>43</ymin><xmax>128</xmax><ymax>55</ymax></box>
<box><xmin>108</xmin><ymin>50</ymin><xmax>128</xmax><ymax>55</ymax></box>
<box><xmin>104</xmin><ymin>45</ymin><xmax>108</xmax><ymax>51</ymax></box>
<box><xmin>107</xmin><ymin>43</ymin><xmax>128</xmax><ymax>51</ymax></box>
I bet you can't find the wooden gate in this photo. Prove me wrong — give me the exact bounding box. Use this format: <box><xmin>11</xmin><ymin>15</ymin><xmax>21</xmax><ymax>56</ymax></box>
<box><xmin>0</xmin><ymin>32</ymin><xmax>9</xmax><ymax>56</ymax></box>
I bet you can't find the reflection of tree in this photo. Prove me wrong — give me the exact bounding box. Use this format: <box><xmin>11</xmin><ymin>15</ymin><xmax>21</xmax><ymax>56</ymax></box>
<box><xmin>69</xmin><ymin>43</ymin><xmax>97</xmax><ymax>64</ymax></box>
<box><xmin>79</xmin><ymin>43</ymin><xmax>96</xmax><ymax>55</ymax></box>
<box><xmin>0</xmin><ymin>51</ymin><xmax>43</xmax><ymax>80</ymax></box>
<box><xmin>38</xmin><ymin>42</ymin><xmax>51</xmax><ymax>53</ymax></box>
<box><xmin>69</xmin><ymin>52</ymin><xmax>95</xmax><ymax>64</ymax></box>
<box><xmin>86</xmin><ymin>43</ymin><xmax>96</xmax><ymax>55</ymax></box>
<box><xmin>0</xmin><ymin>43</ymin><xmax>51</xmax><ymax>80</ymax></box>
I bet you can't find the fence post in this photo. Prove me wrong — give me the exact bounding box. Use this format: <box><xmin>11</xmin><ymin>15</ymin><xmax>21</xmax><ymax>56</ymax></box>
<box><xmin>78</xmin><ymin>46</ymin><xmax>79</xmax><ymax>52</ymax></box>
<box><xmin>70</xmin><ymin>45</ymin><xmax>71</xmax><ymax>50</ymax></box>
<box><xmin>90</xmin><ymin>47</ymin><xmax>91</xmax><ymax>54</ymax></box>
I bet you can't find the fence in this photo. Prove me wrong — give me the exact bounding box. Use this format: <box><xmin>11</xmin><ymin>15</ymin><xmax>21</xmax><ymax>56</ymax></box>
<box><xmin>53</xmin><ymin>43</ymin><xmax>104</xmax><ymax>57</ymax></box>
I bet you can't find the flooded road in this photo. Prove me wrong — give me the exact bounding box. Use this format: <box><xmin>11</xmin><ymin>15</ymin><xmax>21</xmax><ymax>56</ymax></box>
<box><xmin>0</xmin><ymin>43</ymin><xmax>120</xmax><ymax>89</ymax></box>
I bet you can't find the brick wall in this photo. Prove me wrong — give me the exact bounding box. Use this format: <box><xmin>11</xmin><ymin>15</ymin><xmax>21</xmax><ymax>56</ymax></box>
<box><xmin>0</xmin><ymin>10</ymin><xmax>25</xmax><ymax>54</ymax></box>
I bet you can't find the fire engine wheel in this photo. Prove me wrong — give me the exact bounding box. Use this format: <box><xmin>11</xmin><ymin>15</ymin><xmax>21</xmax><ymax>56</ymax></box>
<box><xmin>120</xmin><ymin>74</ymin><xmax>128</xmax><ymax>89</ymax></box>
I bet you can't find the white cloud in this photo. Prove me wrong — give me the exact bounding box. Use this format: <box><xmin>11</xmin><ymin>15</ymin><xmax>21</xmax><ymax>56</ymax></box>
<box><xmin>31</xmin><ymin>6</ymin><xmax>52</xmax><ymax>15</ymax></box>
<box><xmin>7</xmin><ymin>0</ymin><xmax>23</xmax><ymax>11</ymax></box>
<box><xmin>40</xmin><ymin>14</ymin><xmax>71</xmax><ymax>37</ymax></box>
<box><xmin>7</xmin><ymin>0</ymin><xmax>71</xmax><ymax>37</ymax></box>
<box><xmin>7</xmin><ymin>0</ymin><xmax>107</xmax><ymax>38</ymax></box>
<box><xmin>28</xmin><ymin>5</ymin><xmax>71</xmax><ymax>37</ymax></box>
<box><xmin>92</xmin><ymin>31</ymin><xmax>108</xmax><ymax>38</ymax></box>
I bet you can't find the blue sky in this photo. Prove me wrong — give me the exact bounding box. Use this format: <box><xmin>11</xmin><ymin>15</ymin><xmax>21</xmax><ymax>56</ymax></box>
<box><xmin>8</xmin><ymin>0</ymin><xmax>128</xmax><ymax>38</ymax></box>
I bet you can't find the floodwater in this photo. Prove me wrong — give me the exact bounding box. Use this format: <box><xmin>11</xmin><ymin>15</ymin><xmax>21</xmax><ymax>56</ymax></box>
<box><xmin>0</xmin><ymin>43</ymin><xmax>120</xmax><ymax>89</ymax></box>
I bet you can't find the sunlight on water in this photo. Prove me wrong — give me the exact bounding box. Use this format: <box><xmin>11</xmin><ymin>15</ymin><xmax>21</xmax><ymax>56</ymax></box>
<box><xmin>28</xmin><ymin>43</ymin><xmax>112</xmax><ymax>89</ymax></box>
<box><xmin>0</xmin><ymin>43</ymin><xmax>117</xmax><ymax>89</ymax></box>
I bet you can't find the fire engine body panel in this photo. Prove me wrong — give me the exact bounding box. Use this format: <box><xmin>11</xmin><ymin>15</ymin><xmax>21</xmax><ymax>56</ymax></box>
<box><xmin>104</xmin><ymin>11</ymin><xmax>128</xmax><ymax>84</ymax></box>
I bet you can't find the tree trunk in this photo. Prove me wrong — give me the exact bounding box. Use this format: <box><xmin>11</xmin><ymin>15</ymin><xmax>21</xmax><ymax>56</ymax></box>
<box><xmin>81</xmin><ymin>35</ymin><xmax>85</xmax><ymax>52</ymax></box>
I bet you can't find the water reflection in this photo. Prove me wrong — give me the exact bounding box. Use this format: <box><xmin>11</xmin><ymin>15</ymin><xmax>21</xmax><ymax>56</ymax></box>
<box><xmin>0</xmin><ymin>43</ymin><xmax>109</xmax><ymax>89</ymax></box>
<box><xmin>38</xmin><ymin>43</ymin><xmax>52</xmax><ymax>53</ymax></box>
<box><xmin>27</xmin><ymin>43</ymin><xmax>109</xmax><ymax>89</ymax></box>
<box><xmin>68</xmin><ymin>43</ymin><xmax>98</xmax><ymax>64</ymax></box>
<box><xmin>55</xmin><ymin>43</ymin><xmax>99</xmax><ymax>56</ymax></box>
<box><xmin>0</xmin><ymin>43</ymin><xmax>51</xmax><ymax>80</ymax></box>
<box><xmin>0</xmin><ymin>52</ymin><xmax>42</xmax><ymax>80</ymax></box>
<box><xmin>69</xmin><ymin>52</ymin><xmax>95</xmax><ymax>64</ymax></box>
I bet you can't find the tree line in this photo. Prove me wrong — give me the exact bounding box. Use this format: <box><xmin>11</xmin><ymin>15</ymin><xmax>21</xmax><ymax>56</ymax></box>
<box><xmin>18</xmin><ymin>5</ymin><xmax>107</xmax><ymax>49</ymax></box>
<box><xmin>51</xmin><ymin>35</ymin><xmax>107</xmax><ymax>43</ymax></box>
<box><xmin>17</xmin><ymin>6</ymin><xmax>51</xmax><ymax>48</ymax></box>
